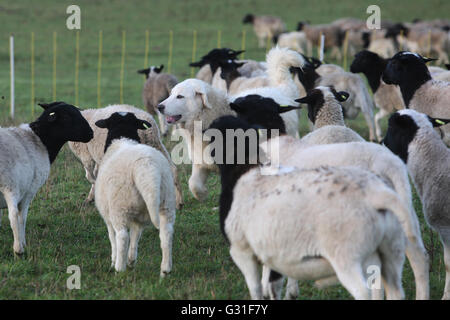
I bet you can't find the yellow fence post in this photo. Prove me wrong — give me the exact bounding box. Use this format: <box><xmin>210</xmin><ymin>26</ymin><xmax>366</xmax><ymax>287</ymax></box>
<box><xmin>31</xmin><ymin>32</ymin><xmax>35</xmax><ymax>117</ymax></box>
<box><xmin>120</xmin><ymin>30</ymin><xmax>126</xmax><ymax>104</ymax></box>
<box><xmin>97</xmin><ymin>30</ymin><xmax>103</xmax><ymax>108</ymax></box>
<box><xmin>53</xmin><ymin>31</ymin><xmax>57</xmax><ymax>101</ymax></box>
<box><xmin>427</xmin><ymin>30</ymin><xmax>432</xmax><ymax>58</ymax></box>
<box><xmin>241</xmin><ymin>30</ymin><xmax>246</xmax><ymax>59</ymax></box>
<box><xmin>265</xmin><ymin>35</ymin><xmax>271</xmax><ymax>53</ymax></box>
<box><xmin>144</xmin><ymin>30</ymin><xmax>150</xmax><ymax>83</ymax></box>
<box><xmin>75</xmin><ymin>31</ymin><xmax>80</xmax><ymax>106</ymax></box>
<box><xmin>168</xmin><ymin>30</ymin><xmax>173</xmax><ymax>74</ymax></box>
<box><xmin>217</xmin><ymin>30</ymin><xmax>222</xmax><ymax>48</ymax></box>
<box><xmin>343</xmin><ymin>30</ymin><xmax>349</xmax><ymax>70</ymax></box>
<box><xmin>190</xmin><ymin>30</ymin><xmax>197</xmax><ymax>78</ymax></box>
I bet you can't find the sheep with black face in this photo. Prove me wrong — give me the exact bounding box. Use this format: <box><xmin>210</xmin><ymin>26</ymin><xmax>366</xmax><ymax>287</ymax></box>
<box><xmin>138</xmin><ymin>64</ymin><xmax>178</xmax><ymax>136</ymax></box>
<box><xmin>382</xmin><ymin>51</ymin><xmax>450</xmax><ymax>146</ymax></box>
<box><xmin>208</xmin><ymin>115</ymin><xmax>407</xmax><ymax>300</ymax></box>
<box><xmin>0</xmin><ymin>102</ymin><xmax>93</xmax><ymax>255</ymax></box>
<box><xmin>94</xmin><ymin>112</ymin><xmax>176</xmax><ymax>274</ymax></box>
<box><xmin>383</xmin><ymin>109</ymin><xmax>450</xmax><ymax>299</ymax></box>
<box><xmin>350</xmin><ymin>50</ymin><xmax>405</xmax><ymax>141</ymax></box>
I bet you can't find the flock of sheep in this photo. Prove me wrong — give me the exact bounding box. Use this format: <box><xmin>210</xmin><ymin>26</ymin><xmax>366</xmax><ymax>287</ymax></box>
<box><xmin>0</xmin><ymin>14</ymin><xmax>450</xmax><ymax>300</ymax></box>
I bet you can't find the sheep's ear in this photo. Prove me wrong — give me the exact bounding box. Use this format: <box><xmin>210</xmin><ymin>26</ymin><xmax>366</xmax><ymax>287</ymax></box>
<box><xmin>137</xmin><ymin>119</ymin><xmax>152</xmax><ymax>130</ymax></box>
<box><xmin>235</xmin><ymin>62</ymin><xmax>245</xmax><ymax>68</ymax></box>
<box><xmin>277</xmin><ymin>105</ymin><xmax>302</xmax><ymax>114</ymax></box>
<box><xmin>137</xmin><ymin>68</ymin><xmax>151</xmax><ymax>77</ymax></box>
<box><xmin>189</xmin><ymin>60</ymin><xmax>203</xmax><ymax>67</ymax></box>
<box><xmin>38</xmin><ymin>101</ymin><xmax>65</xmax><ymax>110</ymax></box>
<box><xmin>446</xmin><ymin>64</ymin><xmax>450</xmax><ymax>70</ymax></box>
<box><xmin>422</xmin><ymin>57</ymin><xmax>437</xmax><ymax>63</ymax></box>
<box><xmin>229</xmin><ymin>102</ymin><xmax>243</xmax><ymax>113</ymax></box>
<box><xmin>289</xmin><ymin>66</ymin><xmax>301</xmax><ymax>74</ymax></box>
<box><xmin>95</xmin><ymin>119</ymin><xmax>109</xmax><ymax>129</ymax></box>
<box><xmin>154</xmin><ymin>65</ymin><xmax>164</xmax><ymax>73</ymax></box>
<box><xmin>335</xmin><ymin>91</ymin><xmax>350</xmax><ymax>102</ymax></box>
<box><xmin>427</xmin><ymin>116</ymin><xmax>450</xmax><ymax>127</ymax></box>
<box><xmin>295</xmin><ymin>95</ymin><xmax>314</xmax><ymax>104</ymax></box>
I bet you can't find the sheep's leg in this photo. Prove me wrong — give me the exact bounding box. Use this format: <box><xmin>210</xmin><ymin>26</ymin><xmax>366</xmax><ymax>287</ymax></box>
<box><xmin>17</xmin><ymin>194</ymin><xmax>34</xmax><ymax>249</ymax></box>
<box><xmin>229</xmin><ymin>245</ymin><xmax>263</xmax><ymax>300</ymax></box>
<box><xmin>114</xmin><ymin>228</ymin><xmax>130</xmax><ymax>272</ymax></box>
<box><xmin>379</xmin><ymin>234</ymin><xmax>406</xmax><ymax>300</ymax></box>
<box><xmin>159</xmin><ymin>211</ymin><xmax>174</xmax><ymax>278</ymax></box>
<box><xmin>374</xmin><ymin>108</ymin><xmax>390</xmax><ymax>142</ymax></box>
<box><xmin>438</xmin><ymin>229</ymin><xmax>450</xmax><ymax>300</ymax></box>
<box><xmin>171</xmin><ymin>165</ymin><xmax>184</xmax><ymax>210</ymax></box>
<box><xmin>127</xmin><ymin>223</ymin><xmax>143</xmax><ymax>268</ymax></box>
<box><xmin>106</xmin><ymin>222</ymin><xmax>117</xmax><ymax>269</ymax></box>
<box><xmin>84</xmin><ymin>161</ymin><xmax>97</xmax><ymax>203</ymax></box>
<box><xmin>158</xmin><ymin>111</ymin><xmax>169</xmax><ymax>137</ymax></box>
<box><xmin>261</xmin><ymin>267</ymin><xmax>284</xmax><ymax>300</ymax></box>
<box><xmin>362</xmin><ymin>108</ymin><xmax>377</xmax><ymax>142</ymax></box>
<box><xmin>283</xmin><ymin>278</ymin><xmax>298</xmax><ymax>300</ymax></box>
<box><xmin>189</xmin><ymin>165</ymin><xmax>210</xmax><ymax>201</ymax></box>
<box><xmin>333</xmin><ymin>262</ymin><xmax>371</xmax><ymax>300</ymax></box>
<box><xmin>404</xmin><ymin>237</ymin><xmax>429</xmax><ymax>300</ymax></box>
<box><xmin>4</xmin><ymin>191</ymin><xmax>24</xmax><ymax>255</ymax></box>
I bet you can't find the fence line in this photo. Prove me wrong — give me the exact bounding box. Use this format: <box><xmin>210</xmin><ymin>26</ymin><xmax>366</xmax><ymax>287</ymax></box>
<box><xmin>120</xmin><ymin>30</ymin><xmax>126</xmax><ymax>104</ymax></box>
<box><xmin>2</xmin><ymin>28</ymin><xmax>344</xmax><ymax>120</ymax></box>
<box><xmin>97</xmin><ymin>30</ymin><xmax>103</xmax><ymax>108</ymax></box>
<box><xmin>52</xmin><ymin>31</ymin><xmax>57</xmax><ymax>101</ymax></box>
<box><xmin>30</xmin><ymin>32</ymin><xmax>35</xmax><ymax>117</ymax></box>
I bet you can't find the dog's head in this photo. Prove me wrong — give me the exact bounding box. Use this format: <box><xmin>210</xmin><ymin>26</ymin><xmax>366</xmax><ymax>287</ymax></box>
<box><xmin>158</xmin><ymin>79</ymin><xmax>215</xmax><ymax>125</ymax></box>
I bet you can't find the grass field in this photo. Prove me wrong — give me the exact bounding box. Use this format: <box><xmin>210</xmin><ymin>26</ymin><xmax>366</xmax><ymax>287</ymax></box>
<box><xmin>0</xmin><ymin>0</ymin><xmax>449</xmax><ymax>299</ymax></box>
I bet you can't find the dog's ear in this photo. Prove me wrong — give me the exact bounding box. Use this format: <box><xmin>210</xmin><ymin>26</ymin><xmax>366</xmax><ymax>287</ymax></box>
<box><xmin>195</xmin><ymin>86</ymin><xmax>213</xmax><ymax>109</ymax></box>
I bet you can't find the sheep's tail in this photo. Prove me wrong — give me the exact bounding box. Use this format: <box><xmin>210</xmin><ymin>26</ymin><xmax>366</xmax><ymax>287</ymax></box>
<box><xmin>266</xmin><ymin>46</ymin><xmax>305</xmax><ymax>87</ymax></box>
<box><xmin>133</xmin><ymin>160</ymin><xmax>161</xmax><ymax>229</ymax></box>
<box><xmin>368</xmin><ymin>186</ymin><xmax>411</xmax><ymax>239</ymax></box>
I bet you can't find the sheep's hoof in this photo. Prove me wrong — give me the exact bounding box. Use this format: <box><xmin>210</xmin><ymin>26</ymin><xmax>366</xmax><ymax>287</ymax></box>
<box><xmin>14</xmin><ymin>251</ymin><xmax>25</xmax><ymax>259</ymax></box>
<box><xmin>176</xmin><ymin>202</ymin><xmax>184</xmax><ymax>211</ymax></box>
<box><xmin>160</xmin><ymin>270</ymin><xmax>171</xmax><ymax>278</ymax></box>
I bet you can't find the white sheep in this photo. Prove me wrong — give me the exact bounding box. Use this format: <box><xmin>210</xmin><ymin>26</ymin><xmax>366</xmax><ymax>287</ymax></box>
<box><xmin>208</xmin><ymin>116</ymin><xmax>407</xmax><ymax>300</ymax></box>
<box><xmin>382</xmin><ymin>51</ymin><xmax>450</xmax><ymax>146</ymax></box>
<box><xmin>68</xmin><ymin>104</ymin><xmax>183</xmax><ymax>209</ymax></box>
<box><xmin>260</xmin><ymin>137</ymin><xmax>429</xmax><ymax>300</ymax></box>
<box><xmin>0</xmin><ymin>102</ymin><xmax>93</xmax><ymax>254</ymax></box>
<box><xmin>382</xmin><ymin>109</ymin><xmax>450</xmax><ymax>299</ymax></box>
<box><xmin>94</xmin><ymin>112</ymin><xmax>176</xmax><ymax>274</ymax></box>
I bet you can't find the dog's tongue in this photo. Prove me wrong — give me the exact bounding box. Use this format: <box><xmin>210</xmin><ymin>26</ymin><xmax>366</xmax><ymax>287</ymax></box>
<box><xmin>166</xmin><ymin>116</ymin><xmax>178</xmax><ymax>124</ymax></box>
